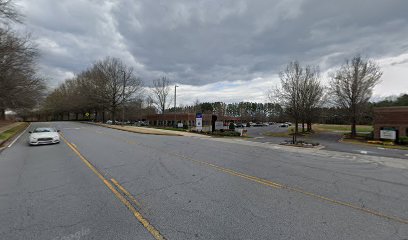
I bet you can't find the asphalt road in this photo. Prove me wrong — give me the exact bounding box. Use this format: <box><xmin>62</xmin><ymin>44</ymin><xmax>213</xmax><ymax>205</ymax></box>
<box><xmin>1</xmin><ymin>122</ymin><xmax>407</xmax><ymax>239</ymax></box>
<box><xmin>246</xmin><ymin>124</ymin><xmax>408</xmax><ymax>159</ymax></box>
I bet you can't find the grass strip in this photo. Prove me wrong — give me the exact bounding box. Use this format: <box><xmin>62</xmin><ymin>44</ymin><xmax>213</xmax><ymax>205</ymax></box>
<box><xmin>0</xmin><ymin>122</ymin><xmax>28</xmax><ymax>143</ymax></box>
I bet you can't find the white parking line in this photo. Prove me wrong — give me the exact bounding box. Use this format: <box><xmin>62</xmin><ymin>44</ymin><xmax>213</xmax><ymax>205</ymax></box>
<box><xmin>8</xmin><ymin>123</ymin><xmax>31</xmax><ymax>148</ymax></box>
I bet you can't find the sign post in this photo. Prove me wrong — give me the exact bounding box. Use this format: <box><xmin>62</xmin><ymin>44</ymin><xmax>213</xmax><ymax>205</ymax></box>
<box><xmin>196</xmin><ymin>113</ymin><xmax>202</xmax><ymax>131</ymax></box>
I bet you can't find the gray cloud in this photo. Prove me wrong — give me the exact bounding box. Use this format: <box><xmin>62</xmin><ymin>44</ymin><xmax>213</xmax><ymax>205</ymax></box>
<box><xmin>14</xmin><ymin>0</ymin><xmax>408</xmax><ymax>93</ymax></box>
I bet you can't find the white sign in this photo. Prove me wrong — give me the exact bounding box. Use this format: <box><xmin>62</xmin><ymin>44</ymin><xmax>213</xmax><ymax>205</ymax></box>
<box><xmin>177</xmin><ymin>123</ymin><xmax>183</xmax><ymax>128</ymax></box>
<box><xmin>214</xmin><ymin>121</ymin><xmax>224</xmax><ymax>130</ymax></box>
<box><xmin>380</xmin><ymin>130</ymin><xmax>396</xmax><ymax>140</ymax></box>
<box><xmin>196</xmin><ymin>118</ymin><xmax>202</xmax><ymax>131</ymax></box>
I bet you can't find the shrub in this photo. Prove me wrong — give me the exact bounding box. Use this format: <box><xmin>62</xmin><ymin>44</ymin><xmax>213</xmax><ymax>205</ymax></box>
<box><xmin>399</xmin><ymin>136</ymin><xmax>408</xmax><ymax>145</ymax></box>
<box><xmin>212</xmin><ymin>130</ymin><xmax>240</xmax><ymax>137</ymax></box>
<box><xmin>365</xmin><ymin>131</ymin><xmax>374</xmax><ymax>140</ymax></box>
<box><xmin>229</xmin><ymin>122</ymin><xmax>235</xmax><ymax>130</ymax></box>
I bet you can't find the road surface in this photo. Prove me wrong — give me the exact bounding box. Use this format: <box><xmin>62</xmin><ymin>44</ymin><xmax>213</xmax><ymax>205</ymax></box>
<box><xmin>0</xmin><ymin>122</ymin><xmax>407</xmax><ymax>239</ymax></box>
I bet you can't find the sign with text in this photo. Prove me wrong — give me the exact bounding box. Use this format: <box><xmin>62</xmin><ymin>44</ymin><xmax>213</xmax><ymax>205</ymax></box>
<box><xmin>214</xmin><ymin>121</ymin><xmax>224</xmax><ymax>130</ymax></box>
<box><xmin>196</xmin><ymin>113</ymin><xmax>202</xmax><ymax>131</ymax></box>
<box><xmin>380</xmin><ymin>130</ymin><xmax>396</xmax><ymax>140</ymax></box>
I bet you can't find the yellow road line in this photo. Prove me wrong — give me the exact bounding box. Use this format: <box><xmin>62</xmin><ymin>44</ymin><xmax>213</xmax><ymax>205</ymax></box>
<box><xmin>81</xmin><ymin>126</ymin><xmax>408</xmax><ymax>225</ymax></box>
<box><xmin>60</xmin><ymin>134</ymin><xmax>165</xmax><ymax>240</ymax></box>
<box><xmin>111</xmin><ymin>178</ymin><xmax>142</xmax><ymax>208</ymax></box>
<box><xmin>174</xmin><ymin>153</ymin><xmax>408</xmax><ymax>225</ymax></box>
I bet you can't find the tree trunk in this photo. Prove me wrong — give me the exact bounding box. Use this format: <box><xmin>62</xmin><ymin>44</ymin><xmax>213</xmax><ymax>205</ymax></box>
<box><xmin>351</xmin><ymin>117</ymin><xmax>357</xmax><ymax>138</ymax></box>
<box><xmin>295</xmin><ymin>119</ymin><xmax>299</xmax><ymax>134</ymax></box>
<box><xmin>294</xmin><ymin>119</ymin><xmax>298</xmax><ymax>144</ymax></box>
<box><xmin>0</xmin><ymin>108</ymin><xmax>5</xmax><ymax>121</ymax></box>
<box><xmin>302</xmin><ymin>121</ymin><xmax>305</xmax><ymax>132</ymax></box>
<box><xmin>111</xmin><ymin>106</ymin><xmax>116</xmax><ymax>125</ymax></box>
<box><xmin>307</xmin><ymin>122</ymin><xmax>312</xmax><ymax>132</ymax></box>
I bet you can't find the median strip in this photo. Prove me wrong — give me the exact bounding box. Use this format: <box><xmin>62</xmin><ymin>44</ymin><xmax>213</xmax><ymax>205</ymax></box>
<box><xmin>60</xmin><ymin>134</ymin><xmax>165</xmax><ymax>240</ymax></box>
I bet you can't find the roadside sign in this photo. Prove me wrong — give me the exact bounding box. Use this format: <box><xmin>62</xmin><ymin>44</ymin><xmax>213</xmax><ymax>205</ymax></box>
<box><xmin>196</xmin><ymin>112</ymin><xmax>202</xmax><ymax>131</ymax></box>
<box><xmin>85</xmin><ymin>112</ymin><xmax>90</xmax><ymax>117</ymax></box>
<box><xmin>380</xmin><ymin>130</ymin><xmax>396</xmax><ymax>140</ymax></box>
<box><xmin>177</xmin><ymin>123</ymin><xmax>183</xmax><ymax>128</ymax></box>
<box><xmin>215</xmin><ymin>121</ymin><xmax>223</xmax><ymax>130</ymax></box>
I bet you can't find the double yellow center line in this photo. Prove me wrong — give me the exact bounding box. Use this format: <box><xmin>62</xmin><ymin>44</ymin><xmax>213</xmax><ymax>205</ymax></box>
<box><xmin>60</xmin><ymin>134</ymin><xmax>165</xmax><ymax>240</ymax></box>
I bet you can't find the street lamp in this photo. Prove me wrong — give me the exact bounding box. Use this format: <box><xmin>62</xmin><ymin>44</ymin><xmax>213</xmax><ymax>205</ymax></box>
<box><xmin>174</xmin><ymin>85</ymin><xmax>179</xmax><ymax>127</ymax></box>
<box><xmin>121</xmin><ymin>70</ymin><xmax>126</xmax><ymax>126</ymax></box>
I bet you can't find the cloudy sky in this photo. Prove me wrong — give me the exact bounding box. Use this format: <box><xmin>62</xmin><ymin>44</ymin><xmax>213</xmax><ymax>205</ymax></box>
<box><xmin>14</xmin><ymin>0</ymin><xmax>408</xmax><ymax>104</ymax></box>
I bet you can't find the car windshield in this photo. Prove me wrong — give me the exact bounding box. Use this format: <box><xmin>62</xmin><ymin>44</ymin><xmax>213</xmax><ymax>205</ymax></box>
<box><xmin>33</xmin><ymin>128</ymin><xmax>54</xmax><ymax>133</ymax></box>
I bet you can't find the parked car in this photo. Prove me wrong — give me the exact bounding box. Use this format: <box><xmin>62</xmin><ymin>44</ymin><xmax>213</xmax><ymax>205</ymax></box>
<box><xmin>235</xmin><ymin>123</ymin><xmax>245</xmax><ymax>128</ymax></box>
<box><xmin>262</xmin><ymin>122</ymin><xmax>269</xmax><ymax>126</ymax></box>
<box><xmin>254</xmin><ymin>122</ymin><xmax>264</xmax><ymax>127</ymax></box>
<box><xmin>279</xmin><ymin>123</ymin><xmax>289</xmax><ymax>128</ymax></box>
<box><xmin>268</xmin><ymin>122</ymin><xmax>276</xmax><ymax>125</ymax></box>
<box><xmin>28</xmin><ymin>127</ymin><xmax>60</xmax><ymax>145</ymax></box>
<box><xmin>285</xmin><ymin>122</ymin><xmax>292</xmax><ymax>126</ymax></box>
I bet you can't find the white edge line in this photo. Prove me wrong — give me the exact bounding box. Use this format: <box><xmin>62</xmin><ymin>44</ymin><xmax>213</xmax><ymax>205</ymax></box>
<box><xmin>8</xmin><ymin>123</ymin><xmax>31</xmax><ymax>148</ymax></box>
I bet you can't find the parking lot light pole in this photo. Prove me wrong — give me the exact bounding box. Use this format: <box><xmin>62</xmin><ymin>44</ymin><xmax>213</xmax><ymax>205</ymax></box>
<box><xmin>122</xmin><ymin>71</ymin><xmax>126</xmax><ymax>126</ymax></box>
<box><xmin>174</xmin><ymin>85</ymin><xmax>178</xmax><ymax>127</ymax></box>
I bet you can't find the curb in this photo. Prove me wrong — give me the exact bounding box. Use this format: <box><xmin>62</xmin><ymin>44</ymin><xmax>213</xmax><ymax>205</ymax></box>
<box><xmin>81</xmin><ymin>122</ymin><xmax>183</xmax><ymax>137</ymax></box>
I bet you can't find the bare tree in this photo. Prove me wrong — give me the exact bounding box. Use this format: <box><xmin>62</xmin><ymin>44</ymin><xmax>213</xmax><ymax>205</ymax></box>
<box><xmin>330</xmin><ymin>55</ymin><xmax>382</xmax><ymax>137</ymax></box>
<box><xmin>272</xmin><ymin>61</ymin><xmax>324</xmax><ymax>138</ymax></box>
<box><xmin>0</xmin><ymin>28</ymin><xmax>45</xmax><ymax>120</ymax></box>
<box><xmin>94</xmin><ymin>57</ymin><xmax>143</xmax><ymax>123</ymax></box>
<box><xmin>151</xmin><ymin>76</ymin><xmax>172</xmax><ymax>114</ymax></box>
<box><xmin>301</xmin><ymin>65</ymin><xmax>324</xmax><ymax>132</ymax></box>
<box><xmin>0</xmin><ymin>0</ymin><xmax>21</xmax><ymax>23</ymax></box>
<box><xmin>274</xmin><ymin>61</ymin><xmax>303</xmax><ymax>134</ymax></box>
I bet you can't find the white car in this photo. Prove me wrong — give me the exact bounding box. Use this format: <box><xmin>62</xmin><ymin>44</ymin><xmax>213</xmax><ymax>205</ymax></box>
<box><xmin>29</xmin><ymin>127</ymin><xmax>60</xmax><ymax>145</ymax></box>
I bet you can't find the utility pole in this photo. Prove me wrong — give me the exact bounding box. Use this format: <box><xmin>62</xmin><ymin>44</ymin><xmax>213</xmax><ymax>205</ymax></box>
<box><xmin>174</xmin><ymin>85</ymin><xmax>178</xmax><ymax>127</ymax></box>
<box><xmin>122</xmin><ymin>71</ymin><xmax>126</xmax><ymax>125</ymax></box>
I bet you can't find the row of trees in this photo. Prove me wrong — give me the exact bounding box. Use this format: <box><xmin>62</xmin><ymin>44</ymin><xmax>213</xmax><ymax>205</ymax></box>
<box><xmin>43</xmin><ymin>57</ymin><xmax>144</xmax><ymax>122</ymax></box>
<box><xmin>0</xmin><ymin>0</ymin><xmax>45</xmax><ymax>120</ymax></box>
<box><xmin>40</xmin><ymin>55</ymin><xmax>382</xmax><ymax>139</ymax></box>
<box><xmin>272</xmin><ymin>55</ymin><xmax>382</xmax><ymax>137</ymax></box>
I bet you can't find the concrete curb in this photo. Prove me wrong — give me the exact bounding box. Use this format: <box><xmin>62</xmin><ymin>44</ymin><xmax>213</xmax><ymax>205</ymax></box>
<box><xmin>81</xmin><ymin>122</ymin><xmax>184</xmax><ymax>137</ymax></box>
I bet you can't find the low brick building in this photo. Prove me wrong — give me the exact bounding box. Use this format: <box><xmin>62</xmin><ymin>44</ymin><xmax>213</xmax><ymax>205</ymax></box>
<box><xmin>146</xmin><ymin>113</ymin><xmax>239</xmax><ymax>129</ymax></box>
<box><xmin>373</xmin><ymin>107</ymin><xmax>408</xmax><ymax>140</ymax></box>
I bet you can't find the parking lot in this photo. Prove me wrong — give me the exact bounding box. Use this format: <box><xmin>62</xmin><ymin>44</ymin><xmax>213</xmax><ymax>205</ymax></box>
<box><xmin>245</xmin><ymin>123</ymin><xmax>408</xmax><ymax>159</ymax></box>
